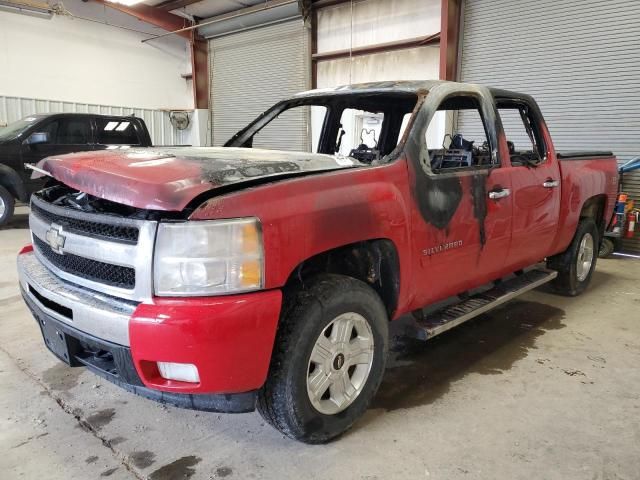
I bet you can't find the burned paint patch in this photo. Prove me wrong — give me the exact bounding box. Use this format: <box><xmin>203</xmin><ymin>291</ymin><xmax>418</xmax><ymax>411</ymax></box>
<box><xmin>129</xmin><ymin>450</ymin><xmax>156</xmax><ymax>469</ymax></box>
<box><xmin>149</xmin><ymin>456</ymin><xmax>201</xmax><ymax>480</ymax></box>
<box><xmin>100</xmin><ymin>468</ymin><xmax>118</xmax><ymax>477</ymax></box>
<box><xmin>372</xmin><ymin>301</ymin><xmax>566</xmax><ymax>411</ymax></box>
<box><xmin>85</xmin><ymin>456</ymin><xmax>99</xmax><ymax>464</ymax></box>
<box><xmin>414</xmin><ymin>172</ymin><xmax>463</xmax><ymax>230</ymax></box>
<box><xmin>85</xmin><ymin>408</ymin><xmax>116</xmax><ymax>430</ymax></box>
<box><xmin>471</xmin><ymin>173</ymin><xmax>488</xmax><ymax>246</ymax></box>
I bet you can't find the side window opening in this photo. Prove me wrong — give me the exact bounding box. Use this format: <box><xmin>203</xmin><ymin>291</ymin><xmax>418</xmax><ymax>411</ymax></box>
<box><xmin>57</xmin><ymin>118</ymin><xmax>90</xmax><ymax>145</ymax></box>
<box><xmin>497</xmin><ymin>103</ymin><xmax>546</xmax><ymax>166</ymax></box>
<box><xmin>425</xmin><ymin>96</ymin><xmax>493</xmax><ymax>172</ymax></box>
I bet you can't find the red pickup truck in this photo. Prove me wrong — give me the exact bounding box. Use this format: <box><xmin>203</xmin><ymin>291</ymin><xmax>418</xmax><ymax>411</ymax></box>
<box><xmin>17</xmin><ymin>81</ymin><xmax>618</xmax><ymax>443</ymax></box>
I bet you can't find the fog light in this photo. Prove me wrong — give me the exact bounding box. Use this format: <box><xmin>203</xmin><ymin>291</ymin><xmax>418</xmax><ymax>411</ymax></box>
<box><xmin>157</xmin><ymin>362</ymin><xmax>200</xmax><ymax>383</ymax></box>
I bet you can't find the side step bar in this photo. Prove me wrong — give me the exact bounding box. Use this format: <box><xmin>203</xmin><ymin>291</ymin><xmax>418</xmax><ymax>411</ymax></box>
<box><xmin>415</xmin><ymin>268</ymin><xmax>558</xmax><ymax>340</ymax></box>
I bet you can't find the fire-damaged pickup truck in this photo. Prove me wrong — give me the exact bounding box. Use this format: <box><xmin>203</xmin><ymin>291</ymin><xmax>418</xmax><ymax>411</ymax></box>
<box><xmin>17</xmin><ymin>81</ymin><xmax>618</xmax><ymax>443</ymax></box>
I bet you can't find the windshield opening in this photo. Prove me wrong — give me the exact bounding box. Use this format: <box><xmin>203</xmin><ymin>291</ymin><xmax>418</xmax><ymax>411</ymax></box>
<box><xmin>225</xmin><ymin>93</ymin><xmax>419</xmax><ymax>164</ymax></box>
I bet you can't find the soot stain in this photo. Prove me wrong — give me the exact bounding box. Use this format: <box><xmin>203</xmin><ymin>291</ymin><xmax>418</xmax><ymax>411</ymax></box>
<box><xmin>41</xmin><ymin>364</ymin><xmax>83</xmax><ymax>391</ymax></box>
<box><xmin>149</xmin><ymin>456</ymin><xmax>201</xmax><ymax>480</ymax></box>
<box><xmin>414</xmin><ymin>173</ymin><xmax>463</xmax><ymax>230</ymax></box>
<box><xmin>471</xmin><ymin>173</ymin><xmax>488</xmax><ymax>246</ymax></box>
<box><xmin>372</xmin><ymin>300</ymin><xmax>566</xmax><ymax>411</ymax></box>
<box><xmin>129</xmin><ymin>450</ymin><xmax>156</xmax><ymax>469</ymax></box>
<box><xmin>86</xmin><ymin>408</ymin><xmax>116</xmax><ymax>430</ymax></box>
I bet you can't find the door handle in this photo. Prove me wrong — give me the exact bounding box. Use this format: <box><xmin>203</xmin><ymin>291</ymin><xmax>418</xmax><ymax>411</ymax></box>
<box><xmin>488</xmin><ymin>188</ymin><xmax>511</xmax><ymax>200</ymax></box>
<box><xmin>543</xmin><ymin>179</ymin><xmax>559</xmax><ymax>188</ymax></box>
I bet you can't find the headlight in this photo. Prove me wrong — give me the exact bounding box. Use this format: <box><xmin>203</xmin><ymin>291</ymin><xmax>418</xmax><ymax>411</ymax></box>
<box><xmin>153</xmin><ymin>218</ymin><xmax>263</xmax><ymax>296</ymax></box>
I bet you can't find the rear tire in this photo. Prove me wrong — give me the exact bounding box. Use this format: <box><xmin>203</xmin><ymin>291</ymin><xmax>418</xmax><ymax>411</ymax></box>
<box><xmin>548</xmin><ymin>218</ymin><xmax>599</xmax><ymax>296</ymax></box>
<box><xmin>257</xmin><ymin>274</ymin><xmax>388</xmax><ymax>443</ymax></box>
<box><xmin>0</xmin><ymin>185</ymin><xmax>15</xmax><ymax>227</ymax></box>
<box><xmin>598</xmin><ymin>237</ymin><xmax>615</xmax><ymax>258</ymax></box>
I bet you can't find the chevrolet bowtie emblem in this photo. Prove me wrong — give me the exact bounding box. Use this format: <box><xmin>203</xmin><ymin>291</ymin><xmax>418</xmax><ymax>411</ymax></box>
<box><xmin>45</xmin><ymin>224</ymin><xmax>66</xmax><ymax>254</ymax></box>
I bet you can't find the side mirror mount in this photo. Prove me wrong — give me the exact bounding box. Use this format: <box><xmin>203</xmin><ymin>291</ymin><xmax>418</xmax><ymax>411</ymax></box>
<box><xmin>25</xmin><ymin>132</ymin><xmax>50</xmax><ymax>146</ymax></box>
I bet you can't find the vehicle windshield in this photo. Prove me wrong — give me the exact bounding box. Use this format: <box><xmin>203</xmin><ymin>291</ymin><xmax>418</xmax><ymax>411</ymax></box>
<box><xmin>225</xmin><ymin>92</ymin><xmax>419</xmax><ymax>164</ymax></box>
<box><xmin>0</xmin><ymin>116</ymin><xmax>43</xmax><ymax>141</ymax></box>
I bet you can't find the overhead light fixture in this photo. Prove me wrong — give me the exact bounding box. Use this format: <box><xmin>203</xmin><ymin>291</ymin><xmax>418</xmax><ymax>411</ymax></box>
<box><xmin>106</xmin><ymin>0</ymin><xmax>144</xmax><ymax>6</ymax></box>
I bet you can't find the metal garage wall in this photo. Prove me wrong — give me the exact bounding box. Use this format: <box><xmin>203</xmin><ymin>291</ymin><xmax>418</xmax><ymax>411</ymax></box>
<box><xmin>459</xmin><ymin>0</ymin><xmax>640</xmax><ymax>252</ymax></box>
<box><xmin>316</xmin><ymin>0</ymin><xmax>441</xmax><ymax>88</ymax></box>
<box><xmin>0</xmin><ymin>95</ymin><xmax>184</xmax><ymax>146</ymax></box>
<box><xmin>209</xmin><ymin>20</ymin><xmax>310</xmax><ymax>150</ymax></box>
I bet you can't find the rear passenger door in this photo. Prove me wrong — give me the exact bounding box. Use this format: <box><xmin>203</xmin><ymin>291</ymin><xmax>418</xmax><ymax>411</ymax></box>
<box><xmin>496</xmin><ymin>100</ymin><xmax>561</xmax><ymax>269</ymax></box>
<box><xmin>94</xmin><ymin>117</ymin><xmax>143</xmax><ymax>150</ymax></box>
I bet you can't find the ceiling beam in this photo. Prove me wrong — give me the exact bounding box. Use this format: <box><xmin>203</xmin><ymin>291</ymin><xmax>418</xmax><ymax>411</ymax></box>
<box><xmin>312</xmin><ymin>33</ymin><xmax>440</xmax><ymax>62</ymax></box>
<box><xmin>155</xmin><ymin>0</ymin><xmax>203</xmax><ymax>13</ymax></box>
<box><xmin>92</xmin><ymin>0</ymin><xmax>193</xmax><ymax>40</ymax></box>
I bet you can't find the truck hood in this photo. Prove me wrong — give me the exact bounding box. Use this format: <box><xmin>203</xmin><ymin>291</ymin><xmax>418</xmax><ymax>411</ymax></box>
<box><xmin>37</xmin><ymin>147</ymin><xmax>362</xmax><ymax>211</ymax></box>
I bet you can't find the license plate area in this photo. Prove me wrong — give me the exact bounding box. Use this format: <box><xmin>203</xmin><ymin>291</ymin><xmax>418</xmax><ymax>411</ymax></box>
<box><xmin>37</xmin><ymin>314</ymin><xmax>81</xmax><ymax>366</ymax></box>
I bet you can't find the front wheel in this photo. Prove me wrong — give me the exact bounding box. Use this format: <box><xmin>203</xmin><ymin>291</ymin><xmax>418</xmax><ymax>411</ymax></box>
<box><xmin>257</xmin><ymin>274</ymin><xmax>388</xmax><ymax>443</ymax></box>
<box><xmin>0</xmin><ymin>185</ymin><xmax>15</xmax><ymax>227</ymax></box>
<box><xmin>548</xmin><ymin>218</ymin><xmax>599</xmax><ymax>296</ymax></box>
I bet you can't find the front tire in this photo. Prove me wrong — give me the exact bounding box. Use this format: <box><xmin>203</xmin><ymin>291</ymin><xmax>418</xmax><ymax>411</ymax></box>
<box><xmin>0</xmin><ymin>185</ymin><xmax>15</xmax><ymax>227</ymax></box>
<box><xmin>548</xmin><ymin>218</ymin><xmax>599</xmax><ymax>296</ymax></box>
<box><xmin>257</xmin><ymin>274</ymin><xmax>388</xmax><ymax>443</ymax></box>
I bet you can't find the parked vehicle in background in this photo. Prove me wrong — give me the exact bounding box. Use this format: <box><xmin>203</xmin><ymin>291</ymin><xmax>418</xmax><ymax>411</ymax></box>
<box><xmin>17</xmin><ymin>81</ymin><xmax>619</xmax><ymax>443</ymax></box>
<box><xmin>0</xmin><ymin>113</ymin><xmax>152</xmax><ymax>225</ymax></box>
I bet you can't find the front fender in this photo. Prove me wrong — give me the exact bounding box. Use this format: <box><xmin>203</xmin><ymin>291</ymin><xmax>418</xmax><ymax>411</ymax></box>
<box><xmin>190</xmin><ymin>160</ymin><xmax>413</xmax><ymax>303</ymax></box>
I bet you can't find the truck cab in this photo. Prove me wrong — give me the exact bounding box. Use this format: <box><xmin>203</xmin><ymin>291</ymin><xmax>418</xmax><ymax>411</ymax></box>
<box><xmin>0</xmin><ymin>113</ymin><xmax>152</xmax><ymax>225</ymax></box>
<box><xmin>16</xmin><ymin>81</ymin><xmax>618</xmax><ymax>443</ymax></box>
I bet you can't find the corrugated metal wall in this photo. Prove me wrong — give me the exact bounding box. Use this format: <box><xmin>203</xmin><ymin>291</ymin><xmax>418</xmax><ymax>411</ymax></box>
<box><xmin>209</xmin><ymin>20</ymin><xmax>310</xmax><ymax>150</ymax></box>
<box><xmin>459</xmin><ymin>0</ymin><xmax>640</xmax><ymax>252</ymax></box>
<box><xmin>0</xmin><ymin>95</ymin><xmax>184</xmax><ymax>146</ymax></box>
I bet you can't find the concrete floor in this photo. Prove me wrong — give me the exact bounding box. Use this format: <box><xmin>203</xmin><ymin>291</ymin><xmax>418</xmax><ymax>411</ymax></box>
<box><xmin>1</xmin><ymin>206</ymin><xmax>639</xmax><ymax>480</ymax></box>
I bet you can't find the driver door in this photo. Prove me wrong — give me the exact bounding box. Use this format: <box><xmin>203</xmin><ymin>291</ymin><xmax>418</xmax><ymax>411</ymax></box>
<box><xmin>407</xmin><ymin>85</ymin><xmax>513</xmax><ymax>309</ymax></box>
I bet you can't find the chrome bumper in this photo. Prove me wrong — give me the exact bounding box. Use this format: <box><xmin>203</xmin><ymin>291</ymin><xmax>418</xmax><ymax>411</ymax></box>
<box><xmin>17</xmin><ymin>252</ymin><xmax>136</xmax><ymax>346</ymax></box>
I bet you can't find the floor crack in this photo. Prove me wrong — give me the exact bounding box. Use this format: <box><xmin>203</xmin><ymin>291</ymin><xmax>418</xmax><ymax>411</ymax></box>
<box><xmin>0</xmin><ymin>344</ymin><xmax>144</xmax><ymax>480</ymax></box>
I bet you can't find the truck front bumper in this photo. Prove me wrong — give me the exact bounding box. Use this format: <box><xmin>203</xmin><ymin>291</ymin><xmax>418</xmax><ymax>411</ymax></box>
<box><xmin>18</xmin><ymin>251</ymin><xmax>282</xmax><ymax>412</ymax></box>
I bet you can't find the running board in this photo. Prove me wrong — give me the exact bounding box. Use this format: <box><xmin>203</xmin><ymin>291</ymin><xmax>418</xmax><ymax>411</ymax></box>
<box><xmin>415</xmin><ymin>268</ymin><xmax>558</xmax><ymax>340</ymax></box>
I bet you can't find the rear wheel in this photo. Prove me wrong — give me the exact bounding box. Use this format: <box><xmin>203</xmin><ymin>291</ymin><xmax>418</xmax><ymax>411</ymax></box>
<box><xmin>598</xmin><ymin>237</ymin><xmax>615</xmax><ymax>258</ymax></box>
<box><xmin>0</xmin><ymin>185</ymin><xmax>15</xmax><ymax>227</ymax></box>
<box><xmin>257</xmin><ymin>274</ymin><xmax>388</xmax><ymax>443</ymax></box>
<box><xmin>548</xmin><ymin>218</ymin><xmax>599</xmax><ymax>296</ymax></box>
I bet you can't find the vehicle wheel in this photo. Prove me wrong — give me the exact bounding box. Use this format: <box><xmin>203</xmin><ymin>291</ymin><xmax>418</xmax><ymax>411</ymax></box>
<box><xmin>0</xmin><ymin>185</ymin><xmax>15</xmax><ymax>227</ymax></box>
<box><xmin>548</xmin><ymin>218</ymin><xmax>599</xmax><ymax>296</ymax></box>
<box><xmin>598</xmin><ymin>237</ymin><xmax>615</xmax><ymax>258</ymax></box>
<box><xmin>257</xmin><ymin>274</ymin><xmax>388</xmax><ymax>443</ymax></box>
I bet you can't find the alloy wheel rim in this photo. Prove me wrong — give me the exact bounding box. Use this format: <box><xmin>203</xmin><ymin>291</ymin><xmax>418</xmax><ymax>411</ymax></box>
<box><xmin>306</xmin><ymin>312</ymin><xmax>374</xmax><ymax>415</ymax></box>
<box><xmin>0</xmin><ymin>196</ymin><xmax>5</xmax><ymax>218</ymax></box>
<box><xmin>576</xmin><ymin>232</ymin><xmax>594</xmax><ymax>282</ymax></box>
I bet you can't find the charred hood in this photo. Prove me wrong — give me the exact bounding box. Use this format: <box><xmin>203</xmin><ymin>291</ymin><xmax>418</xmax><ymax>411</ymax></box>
<box><xmin>37</xmin><ymin>147</ymin><xmax>362</xmax><ymax>211</ymax></box>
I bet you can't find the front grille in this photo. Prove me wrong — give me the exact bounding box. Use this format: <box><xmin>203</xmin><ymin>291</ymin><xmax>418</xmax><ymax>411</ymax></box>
<box><xmin>31</xmin><ymin>202</ymin><xmax>139</xmax><ymax>244</ymax></box>
<box><xmin>34</xmin><ymin>236</ymin><xmax>136</xmax><ymax>289</ymax></box>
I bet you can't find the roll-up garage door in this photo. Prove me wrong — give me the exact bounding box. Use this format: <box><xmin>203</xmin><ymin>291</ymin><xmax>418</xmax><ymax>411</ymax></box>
<box><xmin>209</xmin><ymin>20</ymin><xmax>310</xmax><ymax>150</ymax></box>
<box><xmin>459</xmin><ymin>0</ymin><xmax>640</xmax><ymax>252</ymax></box>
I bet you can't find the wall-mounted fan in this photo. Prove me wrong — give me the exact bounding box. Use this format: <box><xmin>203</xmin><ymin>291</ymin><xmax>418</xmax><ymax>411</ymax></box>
<box><xmin>169</xmin><ymin>111</ymin><xmax>190</xmax><ymax>130</ymax></box>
